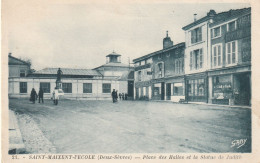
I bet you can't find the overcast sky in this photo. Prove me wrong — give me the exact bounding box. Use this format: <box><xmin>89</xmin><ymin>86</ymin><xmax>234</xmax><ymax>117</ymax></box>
<box><xmin>4</xmin><ymin>1</ymin><xmax>250</xmax><ymax>70</ymax></box>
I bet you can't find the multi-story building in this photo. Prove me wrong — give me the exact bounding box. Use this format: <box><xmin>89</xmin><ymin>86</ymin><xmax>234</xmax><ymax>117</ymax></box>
<box><xmin>182</xmin><ymin>7</ymin><xmax>251</xmax><ymax>106</ymax></box>
<box><xmin>133</xmin><ymin>32</ymin><xmax>185</xmax><ymax>102</ymax></box>
<box><xmin>207</xmin><ymin>8</ymin><xmax>251</xmax><ymax>106</ymax></box>
<box><xmin>182</xmin><ymin>10</ymin><xmax>216</xmax><ymax>103</ymax></box>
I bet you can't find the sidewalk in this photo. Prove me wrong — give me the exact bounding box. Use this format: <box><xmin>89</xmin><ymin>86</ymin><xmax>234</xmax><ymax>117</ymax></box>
<box><xmin>152</xmin><ymin>100</ymin><xmax>251</xmax><ymax>109</ymax></box>
<box><xmin>9</xmin><ymin>110</ymin><xmax>26</xmax><ymax>154</ymax></box>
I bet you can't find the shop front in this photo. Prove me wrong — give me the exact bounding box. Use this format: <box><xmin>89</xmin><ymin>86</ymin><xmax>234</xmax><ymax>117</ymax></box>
<box><xmin>151</xmin><ymin>82</ymin><xmax>164</xmax><ymax>100</ymax></box>
<box><xmin>165</xmin><ymin>76</ymin><xmax>185</xmax><ymax>102</ymax></box>
<box><xmin>208</xmin><ymin>65</ymin><xmax>251</xmax><ymax>106</ymax></box>
<box><xmin>185</xmin><ymin>73</ymin><xmax>208</xmax><ymax>102</ymax></box>
<box><xmin>135</xmin><ymin>80</ymin><xmax>152</xmax><ymax>100</ymax></box>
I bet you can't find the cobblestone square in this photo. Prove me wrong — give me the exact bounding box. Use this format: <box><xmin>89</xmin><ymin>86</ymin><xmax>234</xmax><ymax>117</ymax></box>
<box><xmin>9</xmin><ymin>99</ymin><xmax>251</xmax><ymax>153</ymax></box>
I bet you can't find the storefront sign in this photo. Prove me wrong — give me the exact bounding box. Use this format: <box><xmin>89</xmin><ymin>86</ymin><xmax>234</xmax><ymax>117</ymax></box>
<box><xmin>214</xmin><ymin>83</ymin><xmax>232</xmax><ymax>89</ymax></box>
<box><xmin>225</xmin><ymin>28</ymin><xmax>251</xmax><ymax>42</ymax></box>
<box><xmin>208</xmin><ymin>66</ymin><xmax>251</xmax><ymax>76</ymax></box>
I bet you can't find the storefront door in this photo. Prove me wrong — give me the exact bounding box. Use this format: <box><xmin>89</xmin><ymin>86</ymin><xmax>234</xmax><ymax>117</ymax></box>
<box><xmin>234</xmin><ymin>73</ymin><xmax>251</xmax><ymax>106</ymax></box>
<box><xmin>161</xmin><ymin>82</ymin><xmax>165</xmax><ymax>100</ymax></box>
<box><xmin>166</xmin><ymin>83</ymin><xmax>171</xmax><ymax>100</ymax></box>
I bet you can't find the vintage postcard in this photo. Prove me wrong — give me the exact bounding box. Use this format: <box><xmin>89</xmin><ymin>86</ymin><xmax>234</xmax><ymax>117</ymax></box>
<box><xmin>1</xmin><ymin>0</ymin><xmax>260</xmax><ymax>162</ymax></box>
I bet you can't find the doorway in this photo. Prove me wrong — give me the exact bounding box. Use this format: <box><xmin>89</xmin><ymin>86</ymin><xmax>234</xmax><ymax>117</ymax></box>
<box><xmin>166</xmin><ymin>83</ymin><xmax>171</xmax><ymax>100</ymax></box>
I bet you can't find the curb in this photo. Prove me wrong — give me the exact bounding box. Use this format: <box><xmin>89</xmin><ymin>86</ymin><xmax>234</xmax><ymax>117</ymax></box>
<box><xmin>150</xmin><ymin>100</ymin><xmax>251</xmax><ymax>109</ymax></box>
<box><xmin>9</xmin><ymin>110</ymin><xmax>26</xmax><ymax>154</ymax></box>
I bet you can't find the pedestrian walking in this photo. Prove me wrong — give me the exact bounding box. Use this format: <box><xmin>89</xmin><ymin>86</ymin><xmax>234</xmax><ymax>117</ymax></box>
<box><xmin>111</xmin><ymin>89</ymin><xmax>116</xmax><ymax>103</ymax></box>
<box><xmin>119</xmin><ymin>93</ymin><xmax>122</xmax><ymax>100</ymax></box>
<box><xmin>122</xmin><ymin>93</ymin><xmax>125</xmax><ymax>100</ymax></box>
<box><xmin>30</xmin><ymin>88</ymin><xmax>37</xmax><ymax>104</ymax></box>
<box><xmin>115</xmin><ymin>90</ymin><xmax>118</xmax><ymax>102</ymax></box>
<box><xmin>125</xmin><ymin>93</ymin><xmax>128</xmax><ymax>100</ymax></box>
<box><xmin>52</xmin><ymin>87</ymin><xmax>59</xmax><ymax>105</ymax></box>
<box><xmin>38</xmin><ymin>87</ymin><xmax>44</xmax><ymax>103</ymax></box>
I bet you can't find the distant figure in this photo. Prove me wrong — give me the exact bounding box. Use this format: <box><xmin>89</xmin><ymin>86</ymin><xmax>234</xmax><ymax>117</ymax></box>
<box><xmin>52</xmin><ymin>87</ymin><xmax>59</xmax><ymax>105</ymax></box>
<box><xmin>38</xmin><ymin>87</ymin><xmax>44</xmax><ymax>103</ymax></box>
<box><xmin>111</xmin><ymin>89</ymin><xmax>116</xmax><ymax>103</ymax></box>
<box><xmin>125</xmin><ymin>93</ymin><xmax>128</xmax><ymax>100</ymax></box>
<box><xmin>57</xmin><ymin>68</ymin><xmax>63</xmax><ymax>82</ymax></box>
<box><xmin>30</xmin><ymin>88</ymin><xmax>37</xmax><ymax>104</ymax></box>
<box><xmin>122</xmin><ymin>93</ymin><xmax>125</xmax><ymax>100</ymax></box>
<box><xmin>115</xmin><ymin>90</ymin><xmax>118</xmax><ymax>102</ymax></box>
<box><xmin>119</xmin><ymin>93</ymin><xmax>122</xmax><ymax>100</ymax></box>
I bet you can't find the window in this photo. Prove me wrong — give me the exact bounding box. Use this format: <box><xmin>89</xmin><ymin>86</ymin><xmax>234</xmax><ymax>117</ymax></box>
<box><xmin>173</xmin><ymin>83</ymin><xmax>184</xmax><ymax>96</ymax></box>
<box><xmin>212</xmin><ymin>44</ymin><xmax>222</xmax><ymax>67</ymax></box>
<box><xmin>212</xmin><ymin>26</ymin><xmax>221</xmax><ymax>38</ymax></box>
<box><xmin>102</xmin><ymin>83</ymin><xmax>111</xmax><ymax>93</ymax></box>
<box><xmin>191</xmin><ymin>27</ymin><xmax>202</xmax><ymax>44</ymax></box>
<box><xmin>190</xmin><ymin>49</ymin><xmax>203</xmax><ymax>70</ymax></box>
<box><xmin>20</xmin><ymin>70</ymin><xmax>26</xmax><ymax>77</ymax></box>
<box><xmin>40</xmin><ymin>82</ymin><xmax>50</xmax><ymax>93</ymax></box>
<box><xmin>158</xmin><ymin>63</ymin><xmax>163</xmax><ymax>78</ymax></box>
<box><xmin>188</xmin><ymin>79</ymin><xmax>205</xmax><ymax>96</ymax></box>
<box><xmin>20</xmin><ymin>82</ymin><xmax>27</xmax><ymax>93</ymax></box>
<box><xmin>146</xmin><ymin>58</ymin><xmax>152</xmax><ymax>64</ymax></box>
<box><xmin>228</xmin><ymin>21</ymin><xmax>236</xmax><ymax>32</ymax></box>
<box><xmin>175</xmin><ymin>59</ymin><xmax>183</xmax><ymax>74</ymax></box>
<box><xmin>138</xmin><ymin>71</ymin><xmax>142</xmax><ymax>81</ymax></box>
<box><xmin>226</xmin><ymin>41</ymin><xmax>237</xmax><ymax>65</ymax></box>
<box><xmin>83</xmin><ymin>83</ymin><xmax>92</xmax><ymax>93</ymax></box>
<box><xmin>62</xmin><ymin>83</ymin><xmax>72</xmax><ymax>93</ymax></box>
<box><xmin>166</xmin><ymin>52</ymin><xmax>170</xmax><ymax>57</ymax></box>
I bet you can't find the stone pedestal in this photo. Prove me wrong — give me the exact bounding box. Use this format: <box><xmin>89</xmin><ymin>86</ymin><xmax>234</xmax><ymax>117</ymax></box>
<box><xmin>56</xmin><ymin>80</ymin><xmax>62</xmax><ymax>89</ymax></box>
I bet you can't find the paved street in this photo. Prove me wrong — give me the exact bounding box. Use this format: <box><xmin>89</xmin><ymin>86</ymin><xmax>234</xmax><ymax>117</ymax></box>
<box><xmin>9</xmin><ymin>99</ymin><xmax>251</xmax><ymax>153</ymax></box>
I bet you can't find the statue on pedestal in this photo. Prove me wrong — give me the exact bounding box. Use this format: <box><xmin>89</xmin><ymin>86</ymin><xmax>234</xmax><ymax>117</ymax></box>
<box><xmin>56</xmin><ymin>68</ymin><xmax>63</xmax><ymax>89</ymax></box>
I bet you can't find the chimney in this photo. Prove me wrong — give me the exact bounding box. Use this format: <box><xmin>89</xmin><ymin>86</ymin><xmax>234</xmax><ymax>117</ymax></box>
<box><xmin>194</xmin><ymin>14</ymin><xmax>197</xmax><ymax>22</ymax></box>
<box><xmin>163</xmin><ymin>31</ymin><xmax>173</xmax><ymax>49</ymax></box>
<box><xmin>8</xmin><ymin>53</ymin><xmax>12</xmax><ymax>56</ymax></box>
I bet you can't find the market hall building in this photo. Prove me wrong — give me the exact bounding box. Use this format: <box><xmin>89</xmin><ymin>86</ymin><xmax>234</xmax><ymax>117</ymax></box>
<box><xmin>8</xmin><ymin>52</ymin><xmax>134</xmax><ymax>100</ymax></box>
<box><xmin>133</xmin><ymin>32</ymin><xmax>185</xmax><ymax>102</ymax></box>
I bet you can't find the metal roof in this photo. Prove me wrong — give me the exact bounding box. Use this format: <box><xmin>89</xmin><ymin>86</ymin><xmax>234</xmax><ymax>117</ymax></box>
<box><xmin>106</xmin><ymin>51</ymin><xmax>121</xmax><ymax>57</ymax></box>
<box><xmin>33</xmin><ymin>68</ymin><xmax>102</xmax><ymax>76</ymax></box>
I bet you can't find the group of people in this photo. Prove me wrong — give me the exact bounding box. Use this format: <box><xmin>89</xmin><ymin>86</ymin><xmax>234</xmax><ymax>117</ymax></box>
<box><xmin>30</xmin><ymin>87</ymin><xmax>60</xmax><ymax>105</ymax></box>
<box><xmin>111</xmin><ymin>89</ymin><xmax>128</xmax><ymax>103</ymax></box>
<box><xmin>30</xmin><ymin>88</ymin><xmax>44</xmax><ymax>104</ymax></box>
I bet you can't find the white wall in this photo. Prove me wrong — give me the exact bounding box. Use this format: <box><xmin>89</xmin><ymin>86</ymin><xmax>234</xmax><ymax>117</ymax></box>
<box><xmin>8</xmin><ymin>78</ymin><xmax>123</xmax><ymax>100</ymax></box>
<box><xmin>184</xmin><ymin>22</ymin><xmax>209</xmax><ymax>75</ymax></box>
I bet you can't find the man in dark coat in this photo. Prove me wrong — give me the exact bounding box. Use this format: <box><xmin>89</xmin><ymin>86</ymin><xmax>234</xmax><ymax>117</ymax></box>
<box><xmin>111</xmin><ymin>89</ymin><xmax>116</xmax><ymax>103</ymax></box>
<box><xmin>38</xmin><ymin>87</ymin><xmax>44</xmax><ymax>103</ymax></box>
<box><xmin>30</xmin><ymin>88</ymin><xmax>37</xmax><ymax>104</ymax></box>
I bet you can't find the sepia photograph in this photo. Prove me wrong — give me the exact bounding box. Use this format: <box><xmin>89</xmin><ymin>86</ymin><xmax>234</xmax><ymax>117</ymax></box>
<box><xmin>2</xmin><ymin>0</ymin><xmax>259</xmax><ymax>162</ymax></box>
